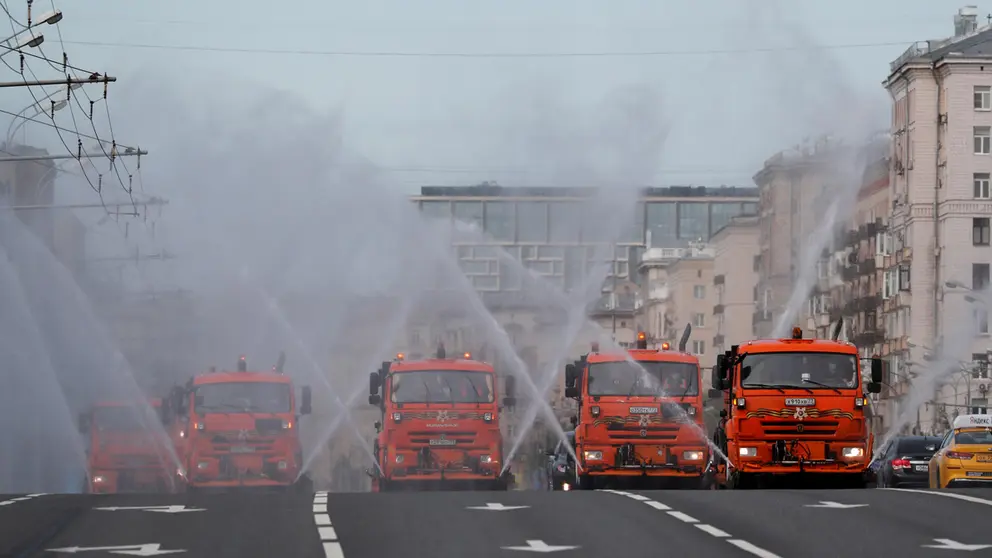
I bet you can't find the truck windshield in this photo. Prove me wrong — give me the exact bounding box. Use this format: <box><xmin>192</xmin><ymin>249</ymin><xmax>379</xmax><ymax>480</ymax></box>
<box><xmin>93</xmin><ymin>406</ymin><xmax>149</xmax><ymax>431</ymax></box>
<box><xmin>390</xmin><ymin>370</ymin><xmax>494</xmax><ymax>403</ymax></box>
<box><xmin>740</xmin><ymin>352</ymin><xmax>858</xmax><ymax>389</ymax></box>
<box><xmin>195</xmin><ymin>382</ymin><xmax>292</xmax><ymax>413</ymax></box>
<box><xmin>587</xmin><ymin>361</ymin><xmax>698</xmax><ymax>397</ymax></box>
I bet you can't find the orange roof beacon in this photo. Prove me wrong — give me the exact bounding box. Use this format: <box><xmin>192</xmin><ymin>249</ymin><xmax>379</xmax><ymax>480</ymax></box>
<box><xmin>78</xmin><ymin>398</ymin><xmax>176</xmax><ymax>494</ymax></box>
<box><xmin>367</xmin><ymin>343</ymin><xmax>514</xmax><ymax>491</ymax></box>
<box><xmin>708</xmin><ymin>322</ymin><xmax>882</xmax><ymax>489</ymax></box>
<box><xmin>162</xmin><ymin>352</ymin><xmax>314</xmax><ymax>494</ymax></box>
<box><xmin>563</xmin><ymin>325</ymin><xmax>710</xmax><ymax>490</ymax></box>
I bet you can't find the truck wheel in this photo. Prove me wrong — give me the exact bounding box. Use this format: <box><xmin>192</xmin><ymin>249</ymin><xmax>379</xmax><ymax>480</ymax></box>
<box><xmin>576</xmin><ymin>474</ymin><xmax>596</xmax><ymax>490</ymax></box>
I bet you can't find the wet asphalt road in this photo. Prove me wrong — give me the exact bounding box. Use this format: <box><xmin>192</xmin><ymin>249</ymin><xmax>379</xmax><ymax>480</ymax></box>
<box><xmin>1</xmin><ymin>487</ymin><xmax>991</xmax><ymax>557</ymax></box>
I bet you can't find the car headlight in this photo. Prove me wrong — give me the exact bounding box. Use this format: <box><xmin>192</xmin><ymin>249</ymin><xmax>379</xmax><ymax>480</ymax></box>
<box><xmin>841</xmin><ymin>447</ymin><xmax>864</xmax><ymax>458</ymax></box>
<box><xmin>584</xmin><ymin>450</ymin><xmax>603</xmax><ymax>461</ymax></box>
<box><xmin>739</xmin><ymin>447</ymin><xmax>757</xmax><ymax>457</ymax></box>
<box><xmin>682</xmin><ymin>451</ymin><xmax>704</xmax><ymax>461</ymax></box>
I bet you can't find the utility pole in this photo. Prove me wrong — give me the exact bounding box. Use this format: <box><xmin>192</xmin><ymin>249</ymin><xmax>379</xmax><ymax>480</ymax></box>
<box><xmin>0</xmin><ymin>75</ymin><xmax>115</xmax><ymax>88</ymax></box>
<box><xmin>611</xmin><ymin>243</ymin><xmax>618</xmax><ymax>340</ymax></box>
<box><xmin>0</xmin><ymin>150</ymin><xmax>146</xmax><ymax>162</ymax></box>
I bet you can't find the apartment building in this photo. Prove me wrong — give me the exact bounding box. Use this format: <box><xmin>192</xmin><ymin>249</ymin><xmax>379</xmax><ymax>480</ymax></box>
<box><xmin>640</xmin><ymin>243</ymin><xmax>716</xmax><ymax>367</ymax></box>
<box><xmin>711</xmin><ymin>215</ymin><xmax>760</xmax><ymax>354</ymax></box>
<box><xmin>752</xmin><ymin>136</ymin><xmax>854</xmax><ymax>338</ymax></box>
<box><xmin>885</xmin><ymin>5</ymin><xmax>992</xmax><ymax>432</ymax></box>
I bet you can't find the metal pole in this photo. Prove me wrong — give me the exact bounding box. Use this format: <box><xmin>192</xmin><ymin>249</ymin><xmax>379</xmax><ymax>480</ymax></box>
<box><xmin>611</xmin><ymin>243</ymin><xmax>617</xmax><ymax>339</ymax></box>
<box><xmin>2</xmin><ymin>199</ymin><xmax>167</xmax><ymax>211</ymax></box>
<box><xmin>0</xmin><ymin>76</ymin><xmax>115</xmax><ymax>88</ymax></box>
<box><xmin>0</xmin><ymin>150</ymin><xmax>147</xmax><ymax>162</ymax></box>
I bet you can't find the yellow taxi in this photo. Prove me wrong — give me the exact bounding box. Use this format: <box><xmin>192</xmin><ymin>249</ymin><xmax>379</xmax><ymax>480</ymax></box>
<box><xmin>928</xmin><ymin>414</ymin><xmax>992</xmax><ymax>488</ymax></box>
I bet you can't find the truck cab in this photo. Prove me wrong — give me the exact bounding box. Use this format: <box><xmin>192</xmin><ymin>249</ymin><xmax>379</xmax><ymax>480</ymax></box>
<box><xmin>165</xmin><ymin>355</ymin><xmax>313</xmax><ymax>492</ymax></box>
<box><xmin>563</xmin><ymin>327</ymin><xmax>710</xmax><ymax>490</ymax></box>
<box><xmin>710</xmin><ymin>327</ymin><xmax>883</xmax><ymax>489</ymax></box>
<box><xmin>368</xmin><ymin>344</ymin><xmax>515</xmax><ymax>491</ymax></box>
<box><xmin>79</xmin><ymin>398</ymin><xmax>175</xmax><ymax>493</ymax></box>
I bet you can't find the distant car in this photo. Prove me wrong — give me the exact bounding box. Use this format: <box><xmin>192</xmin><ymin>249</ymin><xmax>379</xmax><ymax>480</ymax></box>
<box><xmin>875</xmin><ymin>435</ymin><xmax>942</xmax><ymax>488</ymax></box>
<box><xmin>545</xmin><ymin>431</ymin><xmax>576</xmax><ymax>491</ymax></box>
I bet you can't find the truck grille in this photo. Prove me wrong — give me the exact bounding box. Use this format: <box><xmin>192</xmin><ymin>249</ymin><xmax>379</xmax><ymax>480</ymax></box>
<box><xmin>760</xmin><ymin>420</ymin><xmax>839</xmax><ymax>438</ymax></box>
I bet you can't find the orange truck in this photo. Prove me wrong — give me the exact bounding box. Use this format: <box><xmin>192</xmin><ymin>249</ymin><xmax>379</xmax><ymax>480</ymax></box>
<box><xmin>367</xmin><ymin>344</ymin><xmax>515</xmax><ymax>491</ymax></box>
<box><xmin>563</xmin><ymin>326</ymin><xmax>711</xmax><ymax>490</ymax></box>
<box><xmin>163</xmin><ymin>354</ymin><xmax>314</xmax><ymax>492</ymax></box>
<box><xmin>708</xmin><ymin>326</ymin><xmax>883</xmax><ymax>489</ymax></box>
<box><xmin>79</xmin><ymin>398</ymin><xmax>176</xmax><ymax>493</ymax></box>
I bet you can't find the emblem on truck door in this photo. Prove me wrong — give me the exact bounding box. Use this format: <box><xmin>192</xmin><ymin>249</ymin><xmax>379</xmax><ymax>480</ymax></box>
<box><xmin>237</xmin><ymin>429</ymin><xmax>249</xmax><ymax>442</ymax></box>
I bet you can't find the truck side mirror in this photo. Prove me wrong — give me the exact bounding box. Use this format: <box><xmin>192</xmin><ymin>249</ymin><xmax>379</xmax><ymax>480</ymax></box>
<box><xmin>369</xmin><ymin>372</ymin><xmax>380</xmax><ymax>396</ymax></box>
<box><xmin>708</xmin><ymin>388</ymin><xmax>723</xmax><ymax>400</ymax></box>
<box><xmin>866</xmin><ymin>381</ymin><xmax>882</xmax><ymax>394</ymax></box>
<box><xmin>502</xmin><ymin>396</ymin><xmax>517</xmax><ymax>409</ymax></box>
<box><xmin>564</xmin><ymin>386</ymin><xmax>579</xmax><ymax>398</ymax></box>
<box><xmin>300</xmin><ymin>386</ymin><xmax>312</xmax><ymax>415</ymax></box>
<box><xmin>712</xmin><ymin>355</ymin><xmax>727</xmax><ymax>390</ymax></box>
<box><xmin>564</xmin><ymin>364</ymin><xmax>577</xmax><ymax>387</ymax></box>
<box><xmin>870</xmin><ymin>358</ymin><xmax>884</xmax><ymax>384</ymax></box>
<box><xmin>369</xmin><ymin>394</ymin><xmax>382</xmax><ymax>405</ymax></box>
<box><xmin>504</xmin><ymin>375</ymin><xmax>516</xmax><ymax>399</ymax></box>
<box><xmin>374</xmin><ymin>420</ymin><xmax>382</xmax><ymax>432</ymax></box>
<box><xmin>569</xmin><ymin>415</ymin><xmax>578</xmax><ymax>427</ymax></box>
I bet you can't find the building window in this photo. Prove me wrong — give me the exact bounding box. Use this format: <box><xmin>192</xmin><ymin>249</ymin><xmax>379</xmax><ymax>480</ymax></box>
<box><xmin>882</xmin><ymin>269</ymin><xmax>897</xmax><ymax>299</ymax></box>
<box><xmin>977</xmin><ymin>86</ymin><xmax>992</xmax><ymax>111</ymax></box>
<box><xmin>483</xmin><ymin>201</ymin><xmax>516</xmax><ymax>242</ymax></box>
<box><xmin>693</xmin><ymin>285</ymin><xmax>705</xmax><ymax>299</ymax></box>
<box><xmin>678</xmin><ymin>202</ymin><xmax>708</xmax><ymax>242</ymax></box>
<box><xmin>975</xmin><ymin>173</ymin><xmax>991</xmax><ymax>199</ymax></box>
<box><xmin>898</xmin><ymin>265</ymin><xmax>911</xmax><ymax>291</ymax></box>
<box><xmin>976</xmin><ymin>126</ymin><xmax>992</xmax><ymax>154</ymax></box>
<box><xmin>974</xmin><ymin>263</ymin><xmax>991</xmax><ymax>291</ymax></box>
<box><xmin>692</xmin><ymin>340</ymin><xmax>705</xmax><ymax>355</ymax></box>
<box><xmin>646</xmin><ymin>202</ymin><xmax>677</xmax><ymax>248</ymax></box>
<box><xmin>975</xmin><ymin>218</ymin><xmax>991</xmax><ymax>246</ymax></box>
<box><xmin>693</xmin><ymin>313</ymin><xmax>705</xmax><ymax>327</ymax></box>
<box><xmin>516</xmin><ymin>202</ymin><xmax>548</xmax><ymax>243</ymax></box>
<box><xmin>971</xmin><ymin>398</ymin><xmax>989</xmax><ymax>415</ymax></box>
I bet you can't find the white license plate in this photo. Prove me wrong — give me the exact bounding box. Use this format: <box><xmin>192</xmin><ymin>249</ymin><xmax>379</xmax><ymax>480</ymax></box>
<box><xmin>231</xmin><ymin>445</ymin><xmax>255</xmax><ymax>453</ymax></box>
<box><xmin>914</xmin><ymin>465</ymin><xmax>928</xmax><ymax>472</ymax></box>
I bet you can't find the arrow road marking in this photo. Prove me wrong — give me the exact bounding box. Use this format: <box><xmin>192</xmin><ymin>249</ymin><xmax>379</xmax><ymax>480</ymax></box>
<box><xmin>93</xmin><ymin>505</ymin><xmax>205</xmax><ymax>514</ymax></box>
<box><xmin>804</xmin><ymin>501</ymin><xmax>869</xmax><ymax>509</ymax></box>
<box><xmin>922</xmin><ymin>539</ymin><xmax>992</xmax><ymax>551</ymax></box>
<box><xmin>466</xmin><ymin>502</ymin><xmax>530</xmax><ymax>511</ymax></box>
<box><xmin>502</xmin><ymin>540</ymin><xmax>579</xmax><ymax>553</ymax></box>
<box><xmin>47</xmin><ymin>543</ymin><xmax>186</xmax><ymax>555</ymax></box>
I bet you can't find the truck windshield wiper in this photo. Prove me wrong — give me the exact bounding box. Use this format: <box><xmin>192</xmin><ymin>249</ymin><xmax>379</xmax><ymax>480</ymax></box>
<box><xmin>421</xmin><ymin>380</ymin><xmax>432</xmax><ymax>407</ymax></box>
<box><xmin>742</xmin><ymin>383</ymin><xmax>786</xmax><ymax>394</ymax></box>
<box><xmin>440</xmin><ymin>377</ymin><xmax>456</xmax><ymax>406</ymax></box>
<box><xmin>464</xmin><ymin>377</ymin><xmax>482</xmax><ymax>407</ymax></box>
<box><xmin>627</xmin><ymin>375</ymin><xmax>643</xmax><ymax>398</ymax></box>
<box><xmin>801</xmin><ymin>379</ymin><xmax>842</xmax><ymax>395</ymax></box>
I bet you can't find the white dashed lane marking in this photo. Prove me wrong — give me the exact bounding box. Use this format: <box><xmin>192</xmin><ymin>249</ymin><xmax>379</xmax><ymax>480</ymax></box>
<box><xmin>603</xmin><ymin>490</ymin><xmax>782</xmax><ymax>558</ymax></box>
<box><xmin>0</xmin><ymin>493</ymin><xmax>47</xmax><ymax>506</ymax></box>
<box><xmin>312</xmin><ymin>491</ymin><xmax>345</xmax><ymax>558</ymax></box>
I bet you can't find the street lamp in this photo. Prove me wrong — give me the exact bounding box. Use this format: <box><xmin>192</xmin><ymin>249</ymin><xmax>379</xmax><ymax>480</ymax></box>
<box><xmin>0</xmin><ymin>9</ymin><xmax>62</xmax><ymax>45</ymax></box>
<box><xmin>5</xmin><ymin>84</ymin><xmax>78</xmax><ymax>143</ymax></box>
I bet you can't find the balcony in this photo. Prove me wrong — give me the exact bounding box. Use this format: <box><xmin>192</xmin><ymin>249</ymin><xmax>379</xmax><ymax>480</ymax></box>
<box><xmin>861</xmin><ymin>294</ymin><xmax>882</xmax><ymax>310</ymax></box>
<box><xmin>714</xmin><ymin>274</ymin><xmax>725</xmax><ymax>286</ymax></box>
<box><xmin>854</xmin><ymin>330</ymin><xmax>886</xmax><ymax>347</ymax></box>
<box><xmin>859</xmin><ymin>259</ymin><xmax>877</xmax><ymax>275</ymax></box>
<box><xmin>842</xmin><ymin>265</ymin><xmax>859</xmax><ymax>281</ymax></box>
<box><xmin>713</xmin><ymin>334</ymin><xmax>725</xmax><ymax>347</ymax></box>
<box><xmin>844</xmin><ymin>229</ymin><xmax>859</xmax><ymax>247</ymax></box>
<box><xmin>713</xmin><ymin>303</ymin><xmax>725</xmax><ymax>315</ymax></box>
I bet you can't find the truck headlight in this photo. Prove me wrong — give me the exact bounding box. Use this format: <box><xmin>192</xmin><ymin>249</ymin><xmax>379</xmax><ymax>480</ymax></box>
<box><xmin>483</xmin><ymin>412</ymin><xmax>493</xmax><ymax>422</ymax></box>
<box><xmin>282</xmin><ymin>420</ymin><xmax>292</xmax><ymax>429</ymax></box>
<box><xmin>277</xmin><ymin>461</ymin><xmax>288</xmax><ymax>470</ymax></box>
<box><xmin>682</xmin><ymin>451</ymin><xmax>704</xmax><ymax>461</ymax></box>
<box><xmin>841</xmin><ymin>447</ymin><xmax>864</xmax><ymax>458</ymax></box>
<box><xmin>584</xmin><ymin>450</ymin><xmax>603</xmax><ymax>461</ymax></box>
<box><xmin>739</xmin><ymin>447</ymin><xmax>757</xmax><ymax>457</ymax></box>
<box><xmin>479</xmin><ymin>454</ymin><xmax>492</xmax><ymax>464</ymax></box>
<box><xmin>395</xmin><ymin>454</ymin><xmax>404</xmax><ymax>464</ymax></box>
<box><xmin>392</xmin><ymin>412</ymin><xmax>402</xmax><ymax>422</ymax></box>
<box><xmin>92</xmin><ymin>475</ymin><xmax>106</xmax><ymax>483</ymax></box>
<box><xmin>197</xmin><ymin>461</ymin><xmax>209</xmax><ymax>470</ymax></box>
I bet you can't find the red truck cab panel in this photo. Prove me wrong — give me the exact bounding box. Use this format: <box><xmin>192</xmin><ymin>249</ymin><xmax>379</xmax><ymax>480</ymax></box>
<box><xmin>565</xmin><ymin>333</ymin><xmax>709</xmax><ymax>489</ymax></box>
<box><xmin>710</xmin><ymin>330</ymin><xmax>883</xmax><ymax>488</ymax></box>
<box><xmin>80</xmin><ymin>398</ymin><xmax>175</xmax><ymax>493</ymax></box>
<box><xmin>368</xmin><ymin>348</ymin><xmax>512</xmax><ymax>491</ymax></box>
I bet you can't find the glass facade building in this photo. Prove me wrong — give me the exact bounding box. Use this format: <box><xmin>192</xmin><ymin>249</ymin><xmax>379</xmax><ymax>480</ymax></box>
<box><xmin>414</xmin><ymin>185</ymin><xmax>759</xmax><ymax>298</ymax></box>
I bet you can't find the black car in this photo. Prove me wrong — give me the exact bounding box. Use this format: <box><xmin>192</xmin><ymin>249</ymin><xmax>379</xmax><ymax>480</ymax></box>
<box><xmin>874</xmin><ymin>435</ymin><xmax>942</xmax><ymax>488</ymax></box>
<box><xmin>545</xmin><ymin>431</ymin><xmax>576</xmax><ymax>491</ymax></box>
